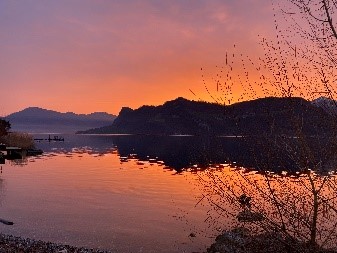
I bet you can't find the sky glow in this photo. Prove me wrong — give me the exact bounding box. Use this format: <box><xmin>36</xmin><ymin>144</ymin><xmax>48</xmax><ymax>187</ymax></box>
<box><xmin>0</xmin><ymin>0</ymin><xmax>276</xmax><ymax>115</ymax></box>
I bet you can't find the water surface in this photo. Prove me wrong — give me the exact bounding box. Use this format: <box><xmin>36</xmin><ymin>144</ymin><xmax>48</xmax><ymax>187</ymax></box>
<box><xmin>0</xmin><ymin>135</ymin><xmax>218</xmax><ymax>253</ymax></box>
<box><xmin>1</xmin><ymin>134</ymin><xmax>335</xmax><ymax>252</ymax></box>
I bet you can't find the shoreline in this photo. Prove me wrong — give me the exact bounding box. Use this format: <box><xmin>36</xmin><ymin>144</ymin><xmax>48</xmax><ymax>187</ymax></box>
<box><xmin>206</xmin><ymin>228</ymin><xmax>337</xmax><ymax>253</ymax></box>
<box><xmin>0</xmin><ymin>234</ymin><xmax>113</xmax><ymax>253</ymax></box>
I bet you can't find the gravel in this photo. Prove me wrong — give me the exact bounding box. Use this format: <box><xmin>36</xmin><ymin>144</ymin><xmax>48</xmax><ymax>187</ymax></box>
<box><xmin>0</xmin><ymin>234</ymin><xmax>113</xmax><ymax>253</ymax></box>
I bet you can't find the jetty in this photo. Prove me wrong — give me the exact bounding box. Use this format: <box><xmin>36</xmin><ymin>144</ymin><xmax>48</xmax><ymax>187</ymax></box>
<box><xmin>0</xmin><ymin>144</ymin><xmax>43</xmax><ymax>161</ymax></box>
<box><xmin>34</xmin><ymin>135</ymin><xmax>64</xmax><ymax>142</ymax></box>
<box><xmin>5</xmin><ymin>147</ymin><xmax>23</xmax><ymax>159</ymax></box>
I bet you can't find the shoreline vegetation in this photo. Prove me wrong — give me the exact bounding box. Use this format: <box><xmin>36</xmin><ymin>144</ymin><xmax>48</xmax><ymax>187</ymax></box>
<box><xmin>0</xmin><ymin>119</ymin><xmax>35</xmax><ymax>149</ymax></box>
<box><xmin>0</xmin><ymin>234</ymin><xmax>112</xmax><ymax>253</ymax></box>
<box><xmin>0</xmin><ymin>132</ymin><xmax>35</xmax><ymax>149</ymax></box>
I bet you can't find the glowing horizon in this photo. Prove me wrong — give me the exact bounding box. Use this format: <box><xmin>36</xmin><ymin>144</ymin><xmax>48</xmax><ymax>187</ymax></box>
<box><xmin>1</xmin><ymin>1</ymin><xmax>279</xmax><ymax>116</ymax></box>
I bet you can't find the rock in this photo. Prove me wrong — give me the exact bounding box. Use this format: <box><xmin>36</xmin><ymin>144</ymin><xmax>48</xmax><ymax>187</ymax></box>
<box><xmin>207</xmin><ymin>228</ymin><xmax>248</xmax><ymax>253</ymax></box>
<box><xmin>236</xmin><ymin>210</ymin><xmax>264</xmax><ymax>222</ymax></box>
<box><xmin>0</xmin><ymin>233</ymin><xmax>113</xmax><ymax>253</ymax></box>
<box><xmin>207</xmin><ymin>228</ymin><xmax>325</xmax><ymax>253</ymax></box>
<box><xmin>0</xmin><ymin>218</ymin><xmax>14</xmax><ymax>225</ymax></box>
<box><xmin>189</xmin><ymin>233</ymin><xmax>196</xmax><ymax>238</ymax></box>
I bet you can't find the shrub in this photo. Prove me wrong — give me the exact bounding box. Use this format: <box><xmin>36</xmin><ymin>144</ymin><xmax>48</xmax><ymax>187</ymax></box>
<box><xmin>0</xmin><ymin>119</ymin><xmax>11</xmax><ymax>137</ymax></box>
<box><xmin>0</xmin><ymin>132</ymin><xmax>35</xmax><ymax>149</ymax></box>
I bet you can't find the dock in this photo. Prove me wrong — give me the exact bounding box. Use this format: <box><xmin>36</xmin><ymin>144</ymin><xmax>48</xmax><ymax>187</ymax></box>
<box><xmin>34</xmin><ymin>135</ymin><xmax>64</xmax><ymax>142</ymax></box>
<box><xmin>6</xmin><ymin>147</ymin><xmax>22</xmax><ymax>157</ymax></box>
<box><xmin>0</xmin><ymin>144</ymin><xmax>43</xmax><ymax>162</ymax></box>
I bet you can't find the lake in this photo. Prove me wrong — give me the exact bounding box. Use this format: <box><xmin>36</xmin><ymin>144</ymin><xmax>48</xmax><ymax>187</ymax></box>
<box><xmin>0</xmin><ymin>134</ymin><xmax>235</xmax><ymax>253</ymax></box>
<box><xmin>1</xmin><ymin>134</ymin><xmax>336</xmax><ymax>252</ymax></box>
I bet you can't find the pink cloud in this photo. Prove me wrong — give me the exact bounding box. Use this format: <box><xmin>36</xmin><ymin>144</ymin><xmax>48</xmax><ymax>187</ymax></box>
<box><xmin>0</xmin><ymin>0</ymin><xmax>276</xmax><ymax>115</ymax></box>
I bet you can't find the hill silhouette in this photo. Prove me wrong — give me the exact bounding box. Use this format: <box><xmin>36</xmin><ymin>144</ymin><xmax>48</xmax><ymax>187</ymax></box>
<box><xmin>312</xmin><ymin>96</ymin><xmax>337</xmax><ymax>115</ymax></box>
<box><xmin>4</xmin><ymin>107</ymin><xmax>116</xmax><ymax>134</ymax></box>
<box><xmin>77</xmin><ymin>97</ymin><xmax>336</xmax><ymax>136</ymax></box>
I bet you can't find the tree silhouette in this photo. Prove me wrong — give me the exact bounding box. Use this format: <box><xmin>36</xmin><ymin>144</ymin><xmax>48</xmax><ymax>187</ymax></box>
<box><xmin>199</xmin><ymin>2</ymin><xmax>337</xmax><ymax>251</ymax></box>
<box><xmin>0</xmin><ymin>120</ymin><xmax>10</xmax><ymax>137</ymax></box>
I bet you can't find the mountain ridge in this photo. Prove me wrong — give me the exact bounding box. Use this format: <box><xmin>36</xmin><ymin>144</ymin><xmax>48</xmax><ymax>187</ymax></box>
<box><xmin>311</xmin><ymin>96</ymin><xmax>337</xmax><ymax>115</ymax></box>
<box><xmin>3</xmin><ymin>107</ymin><xmax>117</xmax><ymax>134</ymax></box>
<box><xmin>77</xmin><ymin>96</ymin><xmax>335</xmax><ymax>136</ymax></box>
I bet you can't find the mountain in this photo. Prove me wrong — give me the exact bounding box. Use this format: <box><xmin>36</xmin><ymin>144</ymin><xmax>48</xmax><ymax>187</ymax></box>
<box><xmin>312</xmin><ymin>96</ymin><xmax>337</xmax><ymax>115</ymax></box>
<box><xmin>77</xmin><ymin>97</ymin><xmax>336</xmax><ymax>136</ymax></box>
<box><xmin>4</xmin><ymin>107</ymin><xmax>116</xmax><ymax>134</ymax></box>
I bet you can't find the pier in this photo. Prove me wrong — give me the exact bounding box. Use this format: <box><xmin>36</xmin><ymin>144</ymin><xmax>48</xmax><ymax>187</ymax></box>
<box><xmin>34</xmin><ymin>135</ymin><xmax>64</xmax><ymax>142</ymax></box>
<box><xmin>0</xmin><ymin>145</ymin><xmax>43</xmax><ymax>162</ymax></box>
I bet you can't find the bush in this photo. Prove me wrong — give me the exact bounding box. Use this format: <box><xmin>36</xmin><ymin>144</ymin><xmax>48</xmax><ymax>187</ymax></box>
<box><xmin>0</xmin><ymin>119</ymin><xmax>11</xmax><ymax>137</ymax></box>
<box><xmin>0</xmin><ymin>132</ymin><xmax>35</xmax><ymax>149</ymax></box>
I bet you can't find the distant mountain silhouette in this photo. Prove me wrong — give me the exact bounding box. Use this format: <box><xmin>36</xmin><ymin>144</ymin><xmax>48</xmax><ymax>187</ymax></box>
<box><xmin>312</xmin><ymin>96</ymin><xmax>337</xmax><ymax>115</ymax></box>
<box><xmin>4</xmin><ymin>107</ymin><xmax>116</xmax><ymax>134</ymax></box>
<box><xmin>77</xmin><ymin>97</ymin><xmax>336</xmax><ymax>136</ymax></box>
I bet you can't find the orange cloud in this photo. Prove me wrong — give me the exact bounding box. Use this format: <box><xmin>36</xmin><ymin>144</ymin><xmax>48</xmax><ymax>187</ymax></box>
<box><xmin>0</xmin><ymin>0</ymin><xmax>277</xmax><ymax>116</ymax></box>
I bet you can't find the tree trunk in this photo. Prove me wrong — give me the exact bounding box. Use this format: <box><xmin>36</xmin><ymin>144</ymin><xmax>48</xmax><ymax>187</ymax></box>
<box><xmin>310</xmin><ymin>192</ymin><xmax>319</xmax><ymax>247</ymax></box>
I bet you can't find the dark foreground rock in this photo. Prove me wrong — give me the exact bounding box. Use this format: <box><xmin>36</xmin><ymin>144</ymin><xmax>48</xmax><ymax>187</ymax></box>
<box><xmin>0</xmin><ymin>234</ymin><xmax>113</xmax><ymax>253</ymax></box>
<box><xmin>207</xmin><ymin>228</ymin><xmax>337</xmax><ymax>253</ymax></box>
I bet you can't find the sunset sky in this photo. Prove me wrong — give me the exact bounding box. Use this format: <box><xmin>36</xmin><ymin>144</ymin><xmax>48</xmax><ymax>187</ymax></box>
<box><xmin>0</xmin><ymin>0</ymin><xmax>278</xmax><ymax>116</ymax></box>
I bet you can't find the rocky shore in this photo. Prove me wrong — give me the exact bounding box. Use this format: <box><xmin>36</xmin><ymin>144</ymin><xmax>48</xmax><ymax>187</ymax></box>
<box><xmin>0</xmin><ymin>234</ymin><xmax>113</xmax><ymax>253</ymax></box>
<box><xmin>206</xmin><ymin>227</ymin><xmax>337</xmax><ymax>253</ymax></box>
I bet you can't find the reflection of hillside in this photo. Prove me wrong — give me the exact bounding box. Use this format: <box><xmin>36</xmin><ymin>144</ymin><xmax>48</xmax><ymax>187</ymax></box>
<box><xmin>113</xmin><ymin>135</ymin><xmax>337</xmax><ymax>173</ymax></box>
<box><xmin>113</xmin><ymin>136</ymin><xmax>245</xmax><ymax>171</ymax></box>
<box><xmin>34</xmin><ymin>134</ymin><xmax>337</xmax><ymax>174</ymax></box>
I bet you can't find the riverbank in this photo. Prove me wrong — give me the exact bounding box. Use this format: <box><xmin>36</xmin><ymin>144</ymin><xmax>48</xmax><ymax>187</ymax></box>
<box><xmin>0</xmin><ymin>234</ymin><xmax>112</xmax><ymax>253</ymax></box>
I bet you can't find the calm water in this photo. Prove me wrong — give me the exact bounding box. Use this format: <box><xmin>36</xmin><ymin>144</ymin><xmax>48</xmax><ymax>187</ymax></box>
<box><xmin>1</xmin><ymin>134</ymin><xmax>335</xmax><ymax>252</ymax></box>
<box><xmin>0</xmin><ymin>135</ymin><xmax>225</xmax><ymax>253</ymax></box>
